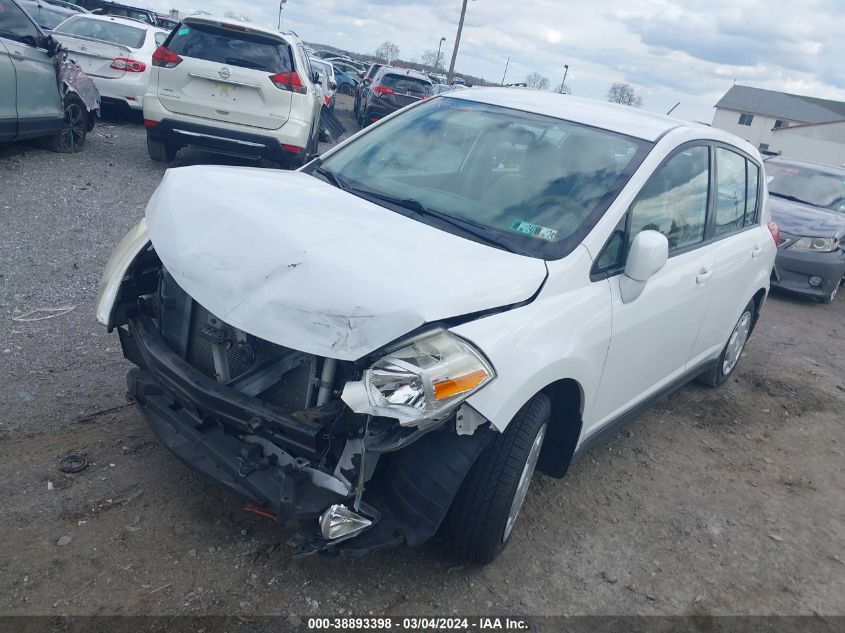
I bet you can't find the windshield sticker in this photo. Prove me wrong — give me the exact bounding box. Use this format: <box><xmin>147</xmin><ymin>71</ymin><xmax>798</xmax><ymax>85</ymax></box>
<box><xmin>510</xmin><ymin>220</ymin><xmax>557</xmax><ymax>241</ymax></box>
<box><xmin>177</xmin><ymin>27</ymin><xmax>190</xmax><ymax>36</ymax></box>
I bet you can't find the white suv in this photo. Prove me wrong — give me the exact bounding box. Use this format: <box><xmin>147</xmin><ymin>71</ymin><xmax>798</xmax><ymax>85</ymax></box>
<box><xmin>97</xmin><ymin>89</ymin><xmax>777</xmax><ymax>563</ymax></box>
<box><xmin>142</xmin><ymin>16</ymin><xmax>321</xmax><ymax>166</ymax></box>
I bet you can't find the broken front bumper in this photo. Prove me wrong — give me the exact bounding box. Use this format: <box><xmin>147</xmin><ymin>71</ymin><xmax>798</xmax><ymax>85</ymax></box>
<box><xmin>121</xmin><ymin>313</ymin><xmax>494</xmax><ymax>555</ymax></box>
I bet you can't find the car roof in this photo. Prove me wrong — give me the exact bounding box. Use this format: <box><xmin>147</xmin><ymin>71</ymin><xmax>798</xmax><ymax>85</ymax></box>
<box><xmin>67</xmin><ymin>12</ymin><xmax>164</xmax><ymax>31</ymax></box>
<box><xmin>378</xmin><ymin>66</ymin><xmax>431</xmax><ymax>82</ymax></box>
<box><xmin>765</xmin><ymin>155</ymin><xmax>845</xmax><ymax>176</ymax></box>
<box><xmin>444</xmin><ymin>87</ymin><xmax>715</xmax><ymax>142</ymax></box>
<box><xmin>182</xmin><ymin>15</ymin><xmax>297</xmax><ymax>44</ymax></box>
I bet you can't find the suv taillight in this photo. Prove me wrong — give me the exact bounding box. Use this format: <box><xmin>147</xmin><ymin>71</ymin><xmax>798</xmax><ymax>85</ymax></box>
<box><xmin>152</xmin><ymin>46</ymin><xmax>182</xmax><ymax>68</ymax></box>
<box><xmin>110</xmin><ymin>57</ymin><xmax>146</xmax><ymax>72</ymax></box>
<box><xmin>373</xmin><ymin>85</ymin><xmax>394</xmax><ymax>97</ymax></box>
<box><xmin>270</xmin><ymin>71</ymin><xmax>306</xmax><ymax>94</ymax></box>
<box><xmin>767</xmin><ymin>220</ymin><xmax>780</xmax><ymax>247</ymax></box>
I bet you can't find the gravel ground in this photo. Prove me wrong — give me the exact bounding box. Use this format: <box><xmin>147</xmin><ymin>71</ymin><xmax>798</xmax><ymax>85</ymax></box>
<box><xmin>1</xmin><ymin>95</ymin><xmax>844</xmax><ymax>618</ymax></box>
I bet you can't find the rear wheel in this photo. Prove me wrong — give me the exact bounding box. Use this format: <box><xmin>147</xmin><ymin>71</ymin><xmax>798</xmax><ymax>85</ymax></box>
<box><xmin>442</xmin><ymin>393</ymin><xmax>550</xmax><ymax>564</ymax></box>
<box><xmin>147</xmin><ymin>136</ymin><xmax>177</xmax><ymax>162</ymax></box>
<box><xmin>46</xmin><ymin>95</ymin><xmax>87</xmax><ymax>153</ymax></box>
<box><xmin>697</xmin><ymin>301</ymin><xmax>755</xmax><ymax>387</ymax></box>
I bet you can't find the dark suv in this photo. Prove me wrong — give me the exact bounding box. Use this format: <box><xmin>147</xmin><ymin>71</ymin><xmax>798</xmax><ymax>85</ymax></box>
<box><xmin>357</xmin><ymin>66</ymin><xmax>432</xmax><ymax>127</ymax></box>
<box><xmin>352</xmin><ymin>61</ymin><xmax>382</xmax><ymax>118</ymax></box>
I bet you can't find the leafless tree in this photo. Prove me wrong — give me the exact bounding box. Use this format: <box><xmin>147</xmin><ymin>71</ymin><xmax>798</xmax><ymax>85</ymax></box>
<box><xmin>375</xmin><ymin>41</ymin><xmax>400</xmax><ymax>64</ymax></box>
<box><xmin>525</xmin><ymin>72</ymin><xmax>550</xmax><ymax>90</ymax></box>
<box><xmin>607</xmin><ymin>82</ymin><xmax>642</xmax><ymax>107</ymax></box>
<box><xmin>421</xmin><ymin>49</ymin><xmax>445</xmax><ymax>70</ymax></box>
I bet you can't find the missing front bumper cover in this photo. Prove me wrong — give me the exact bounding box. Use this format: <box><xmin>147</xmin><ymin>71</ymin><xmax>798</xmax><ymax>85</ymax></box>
<box><xmin>122</xmin><ymin>313</ymin><xmax>497</xmax><ymax>555</ymax></box>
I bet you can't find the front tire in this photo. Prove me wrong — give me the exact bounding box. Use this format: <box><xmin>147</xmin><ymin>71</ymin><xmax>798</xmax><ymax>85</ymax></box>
<box><xmin>442</xmin><ymin>393</ymin><xmax>550</xmax><ymax>564</ymax></box>
<box><xmin>147</xmin><ymin>136</ymin><xmax>177</xmax><ymax>162</ymax></box>
<box><xmin>47</xmin><ymin>95</ymin><xmax>87</xmax><ymax>153</ymax></box>
<box><xmin>697</xmin><ymin>300</ymin><xmax>755</xmax><ymax>387</ymax></box>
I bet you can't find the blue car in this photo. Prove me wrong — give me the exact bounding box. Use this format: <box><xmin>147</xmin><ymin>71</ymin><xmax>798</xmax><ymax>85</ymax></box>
<box><xmin>333</xmin><ymin>68</ymin><xmax>357</xmax><ymax>96</ymax></box>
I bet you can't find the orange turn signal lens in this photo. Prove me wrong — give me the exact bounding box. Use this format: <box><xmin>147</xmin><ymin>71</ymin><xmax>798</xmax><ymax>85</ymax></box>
<box><xmin>433</xmin><ymin>369</ymin><xmax>488</xmax><ymax>401</ymax></box>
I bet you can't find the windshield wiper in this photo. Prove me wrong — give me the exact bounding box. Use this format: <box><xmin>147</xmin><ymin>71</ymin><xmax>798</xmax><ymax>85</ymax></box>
<box><xmin>346</xmin><ymin>187</ymin><xmax>517</xmax><ymax>253</ymax></box>
<box><xmin>770</xmin><ymin>191</ymin><xmax>815</xmax><ymax>206</ymax></box>
<box><xmin>312</xmin><ymin>165</ymin><xmax>347</xmax><ymax>190</ymax></box>
<box><xmin>224</xmin><ymin>57</ymin><xmax>266</xmax><ymax>71</ymax></box>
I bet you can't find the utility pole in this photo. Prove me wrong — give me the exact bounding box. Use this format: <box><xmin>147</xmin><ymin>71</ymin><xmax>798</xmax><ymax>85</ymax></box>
<box><xmin>436</xmin><ymin>36</ymin><xmax>446</xmax><ymax>70</ymax></box>
<box><xmin>558</xmin><ymin>64</ymin><xmax>569</xmax><ymax>94</ymax></box>
<box><xmin>277</xmin><ymin>0</ymin><xmax>286</xmax><ymax>30</ymax></box>
<box><xmin>500</xmin><ymin>55</ymin><xmax>510</xmax><ymax>86</ymax></box>
<box><xmin>446</xmin><ymin>0</ymin><xmax>470</xmax><ymax>85</ymax></box>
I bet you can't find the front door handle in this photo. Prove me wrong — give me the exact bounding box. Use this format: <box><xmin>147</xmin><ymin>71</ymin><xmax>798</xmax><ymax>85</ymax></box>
<box><xmin>696</xmin><ymin>268</ymin><xmax>713</xmax><ymax>285</ymax></box>
<box><xmin>751</xmin><ymin>246</ymin><xmax>762</xmax><ymax>258</ymax></box>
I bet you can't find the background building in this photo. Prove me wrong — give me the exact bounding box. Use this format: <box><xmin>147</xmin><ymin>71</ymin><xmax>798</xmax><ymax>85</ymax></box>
<box><xmin>712</xmin><ymin>85</ymin><xmax>845</xmax><ymax>166</ymax></box>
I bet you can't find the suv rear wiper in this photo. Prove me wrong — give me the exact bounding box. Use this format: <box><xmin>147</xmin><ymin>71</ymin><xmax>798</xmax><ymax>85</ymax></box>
<box><xmin>347</xmin><ymin>187</ymin><xmax>517</xmax><ymax>253</ymax></box>
<box><xmin>770</xmin><ymin>191</ymin><xmax>815</xmax><ymax>206</ymax></box>
<box><xmin>224</xmin><ymin>57</ymin><xmax>267</xmax><ymax>71</ymax></box>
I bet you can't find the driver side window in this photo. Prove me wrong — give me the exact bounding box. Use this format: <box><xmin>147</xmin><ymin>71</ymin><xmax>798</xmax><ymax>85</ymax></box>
<box><xmin>628</xmin><ymin>145</ymin><xmax>710</xmax><ymax>253</ymax></box>
<box><xmin>0</xmin><ymin>0</ymin><xmax>42</xmax><ymax>46</ymax></box>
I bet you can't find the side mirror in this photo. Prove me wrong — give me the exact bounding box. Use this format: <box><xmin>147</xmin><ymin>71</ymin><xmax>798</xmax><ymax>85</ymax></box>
<box><xmin>312</xmin><ymin>70</ymin><xmax>320</xmax><ymax>84</ymax></box>
<box><xmin>329</xmin><ymin>80</ymin><xmax>337</xmax><ymax>90</ymax></box>
<box><xmin>619</xmin><ymin>230</ymin><xmax>668</xmax><ymax>303</ymax></box>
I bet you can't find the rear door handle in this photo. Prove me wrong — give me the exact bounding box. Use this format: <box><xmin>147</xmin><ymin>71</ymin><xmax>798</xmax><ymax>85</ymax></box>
<box><xmin>696</xmin><ymin>268</ymin><xmax>713</xmax><ymax>285</ymax></box>
<box><xmin>751</xmin><ymin>246</ymin><xmax>762</xmax><ymax>258</ymax></box>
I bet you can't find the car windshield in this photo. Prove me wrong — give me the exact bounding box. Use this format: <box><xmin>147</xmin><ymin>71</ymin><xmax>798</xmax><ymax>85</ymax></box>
<box><xmin>319</xmin><ymin>97</ymin><xmax>651</xmax><ymax>259</ymax></box>
<box><xmin>766</xmin><ymin>162</ymin><xmax>845</xmax><ymax>213</ymax></box>
<box><xmin>165</xmin><ymin>22</ymin><xmax>293</xmax><ymax>73</ymax></box>
<box><xmin>55</xmin><ymin>16</ymin><xmax>146</xmax><ymax>48</ymax></box>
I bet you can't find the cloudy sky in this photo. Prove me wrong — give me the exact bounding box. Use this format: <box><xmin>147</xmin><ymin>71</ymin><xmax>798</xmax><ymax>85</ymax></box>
<box><xmin>147</xmin><ymin>0</ymin><xmax>845</xmax><ymax>123</ymax></box>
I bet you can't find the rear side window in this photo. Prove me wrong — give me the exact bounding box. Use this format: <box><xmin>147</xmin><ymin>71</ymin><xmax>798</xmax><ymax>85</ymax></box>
<box><xmin>745</xmin><ymin>161</ymin><xmax>759</xmax><ymax>226</ymax></box>
<box><xmin>55</xmin><ymin>16</ymin><xmax>146</xmax><ymax>48</ymax></box>
<box><xmin>714</xmin><ymin>148</ymin><xmax>748</xmax><ymax>236</ymax></box>
<box><xmin>166</xmin><ymin>22</ymin><xmax>292</xmax><ymax>73</ymax></box>
<box><xmin>629</xmin><ymin>145</ymin><xmax>710</xmax><ymax>252</ymax></box>
<box><xmin>380</xmin><ymin>74</ymin><xmax>432</xmax><ymax>95</ymax></box>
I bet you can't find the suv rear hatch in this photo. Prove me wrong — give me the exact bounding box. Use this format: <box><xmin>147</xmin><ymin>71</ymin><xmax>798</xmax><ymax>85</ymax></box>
<box><xmin>53</xmin><ymin>16</ymin><xmax>145</xmax><ymax>79</ymax></box>
<box><xmin>378</xmin><ymin>72</ymin><xmax>433</xmax><ymax>108</ymax></box>
<box><xmin>155</xmin><ymin>19</ymin><xmax>297</xmax><ymax>130</ymax></box>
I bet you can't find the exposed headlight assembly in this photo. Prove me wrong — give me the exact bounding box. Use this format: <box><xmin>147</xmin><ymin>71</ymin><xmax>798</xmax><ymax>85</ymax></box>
<box><xmin>790</xmin><ymin>236</ymin><xmax>840</xmax><ymax>252</ymax></box>
<box><xmin>341</xmin><ymin>330</ymin><xmax>495</xmax><ymax>427</ymax></box>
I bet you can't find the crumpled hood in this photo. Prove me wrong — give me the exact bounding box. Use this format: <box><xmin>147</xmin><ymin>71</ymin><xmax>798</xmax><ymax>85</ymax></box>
<box><xmin>146</xmin><ymin>166</ymin><xmax>547</xmax><ymax>361</ymax></box>
<box><xmin>770</xmin><ymin>197</ymin><xmax>845</xmax><ymax>238</ymax></box>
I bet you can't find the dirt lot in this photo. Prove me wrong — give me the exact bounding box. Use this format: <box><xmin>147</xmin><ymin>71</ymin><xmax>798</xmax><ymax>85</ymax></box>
<box><xmin>1</xmin><ymin>95</ymin><xmax>844</xmax><ymax>618</ymax></box>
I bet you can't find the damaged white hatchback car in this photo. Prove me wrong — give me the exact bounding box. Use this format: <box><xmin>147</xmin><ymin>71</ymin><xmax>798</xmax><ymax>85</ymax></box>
<box><xmin>96</xmin><ymin>89</ymin><xmax>776</xmax><ymax>563</ymax></box>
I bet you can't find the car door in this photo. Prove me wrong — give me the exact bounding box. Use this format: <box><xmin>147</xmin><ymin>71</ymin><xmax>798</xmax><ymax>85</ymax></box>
<box><xmin>689</xmin><ymin>146</ymin><xmax>768</xmax><ymax>366</ymax></box>
<box><xmin>0</xmin><ymin>0</ymin><xmax>62</xmax><ymax>136</ymax></box>
<box><xmin>588</xmin><ymin>143</ymin><xmax>716</xmax><ymax>433</ymax></box>
<box><xmin>0</xmin><ymin>39</ymin><xmax>17</xmax><ymax>140</ymax></box>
